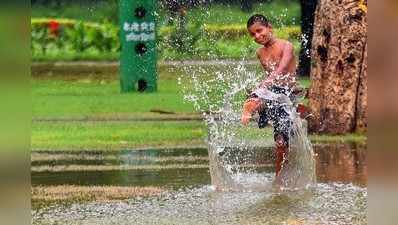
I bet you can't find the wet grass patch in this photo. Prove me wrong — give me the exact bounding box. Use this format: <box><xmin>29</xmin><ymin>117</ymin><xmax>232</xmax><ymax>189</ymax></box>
<box><xmin>32</xmin><ymin>185</ymin><xmax>165</xmax><ymax>209</ymax></box>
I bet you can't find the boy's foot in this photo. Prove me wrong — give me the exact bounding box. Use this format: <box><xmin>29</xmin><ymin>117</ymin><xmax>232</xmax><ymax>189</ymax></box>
<box><xmin>241</xmin><ymin>98</ymin><xmax>262</xmax><ymax>125</ymax></box>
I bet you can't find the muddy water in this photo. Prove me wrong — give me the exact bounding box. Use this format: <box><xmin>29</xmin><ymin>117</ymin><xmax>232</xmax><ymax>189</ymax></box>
<box><xmin>31</xmin><ymin>143</ymin><xmax>367</xmax><ymax>225</ymax></box>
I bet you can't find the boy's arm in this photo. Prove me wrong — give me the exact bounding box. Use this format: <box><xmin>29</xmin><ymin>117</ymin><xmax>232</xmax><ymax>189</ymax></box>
<box><xmin>260</xmin><ymin>42</ymin><xmax>294</xmax><ymax>88</ymax></box>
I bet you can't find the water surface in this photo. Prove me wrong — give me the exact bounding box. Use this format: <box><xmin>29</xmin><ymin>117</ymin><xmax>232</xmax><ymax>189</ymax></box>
<box><xmin>32</xmin><ymin>144</ymin><xmax>367</xmax><ymax>224</ymax></box>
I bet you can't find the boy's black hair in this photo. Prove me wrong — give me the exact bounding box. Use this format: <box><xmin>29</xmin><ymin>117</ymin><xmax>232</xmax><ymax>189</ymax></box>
<box><xmin>247</xmin><ymin>14</ymin><xmax>270</xmax><ymax>28</ymax></box>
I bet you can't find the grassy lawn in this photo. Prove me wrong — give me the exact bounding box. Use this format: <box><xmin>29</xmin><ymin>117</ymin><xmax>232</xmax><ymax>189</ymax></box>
<box><xmin>31</xmin><ymin>65</ymin><xmax>365</xmax><ymax>151</ymax></box>
<box><xmin>33</xmin><ymin>65</ymin><xmax>311</xmax><ymax>120</ymax></box>
<box><xmin>32</xmin><ymin>121</ymin><xmax>206</xmax><ymax>150</ymax></box>
<box><xmin>31</xmin><ymin>120</ymin><xmax>365</xmax><ymax>151</ymax></box>
<box><xmin>32</xmin><ymin>65</ymin><xmax>198</xmax><ymax>119</ymax></box>
<box><xmin>33</xmin><ymin>79</ymin><xmax>195</xmax><ymax>119</ymax></box>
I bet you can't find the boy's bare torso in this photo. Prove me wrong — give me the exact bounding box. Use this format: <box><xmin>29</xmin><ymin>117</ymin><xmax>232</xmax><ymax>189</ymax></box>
<box><xmin>257</xmin><ymin>39</ymin><xmax>297</xmax><ymax>88</ymax></box>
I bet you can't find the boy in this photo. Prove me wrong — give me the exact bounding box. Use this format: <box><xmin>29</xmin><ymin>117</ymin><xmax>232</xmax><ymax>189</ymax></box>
<box><xmin>241</xmin><ymin>14</ymin><xmax>297</xmax><ymax>177</ymax></box>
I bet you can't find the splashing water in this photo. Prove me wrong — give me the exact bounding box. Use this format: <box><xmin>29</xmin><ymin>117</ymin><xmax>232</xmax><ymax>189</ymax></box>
<box><xmin>253</xmin><ymin>87</ymin><xmax>316</xmax><ymax>190</ymax></box>
<box><xmin>178</xmin><ymin>61</ymin><xmax>316</xmax><ymax>192</ymax></box>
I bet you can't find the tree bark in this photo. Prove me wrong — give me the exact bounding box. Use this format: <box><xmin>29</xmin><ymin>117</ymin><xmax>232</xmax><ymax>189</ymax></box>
<box><xmin>308</xmin><ymin>0</ymin><xmax>367</xmax><ymax>134</ymax></box>
<box><xmin>298</xmin><ymin>0</ymin><xmax>317</xmax><ymax>77</ymax></box>
<box><xmin>239</xmin><ymin>0</ymin><xmax>253</xmax><ymax>12</ymax></box>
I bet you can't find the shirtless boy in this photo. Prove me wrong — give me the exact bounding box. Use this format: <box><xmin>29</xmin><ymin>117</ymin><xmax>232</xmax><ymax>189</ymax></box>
<box><xmin>241</xmin><ymin>14</ymin><xmax>298</xmax><ymax>177</ymax></box>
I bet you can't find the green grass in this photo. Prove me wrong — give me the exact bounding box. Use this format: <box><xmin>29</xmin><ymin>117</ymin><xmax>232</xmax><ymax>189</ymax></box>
<box><xmin>32</xmin><ymin>121</ymin><xmax>206</xmax><ymax>151</ymax></box>
<box><xmin>309</xmin><ymin>133</ymin><xmax>367</xmax><ymax>144</ymax></box>
<box><xmin>32</xmin><ymin>68</ymin><xmax>310</xmax><ymax>120</ymax></box>
<box><xmin>31</xmin><ymin>67</ymin><xmax>309</xmax><ymax>119</ymax></box>
<box><xmin>31</xmin><ymin>119</ymin><xmax>365</xmax><ymax>151</ymax></box>
<box><xmin>31</xmin><ymin>66</ymin><xmax>365</xmax><ymax>151</ymax></box>
<box><xmin>32</xmin><ymin>79</ymin><xmax>195</xmax><ymax>119</ymax></box>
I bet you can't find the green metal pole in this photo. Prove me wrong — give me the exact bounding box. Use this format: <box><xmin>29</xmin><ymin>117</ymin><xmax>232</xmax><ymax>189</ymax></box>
<box><xmin>120</xmin><ymin>0</ymin><xmax>157</xmax><ymax>93</ymax></box>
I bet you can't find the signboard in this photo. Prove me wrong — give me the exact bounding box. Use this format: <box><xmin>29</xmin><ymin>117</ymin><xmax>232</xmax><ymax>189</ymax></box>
<box><xmin>120</xmin><ymin>0</ymin><xmax>157</xmax><ymax>92</ymax></box>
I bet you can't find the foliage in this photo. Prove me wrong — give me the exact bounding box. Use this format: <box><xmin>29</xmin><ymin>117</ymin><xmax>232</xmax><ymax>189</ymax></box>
<box><xmin>32</xmin><ymin>18</ymin><xmax>301</xmax><ymax>61</ymax></box>
<box><xmin>32</xmin><ymin>18</ymin><xmax>120</xmax><ymax>57</ymax></box>
<box><xmin>31</xmin><ymin>0</ymin><xmax>120</xmax><ymax>24</ymax></box>
<box><xmin>32</xmin><ymin>1</ymin><xmax>300</xmax><ymax>27</ymax></box>
<box><xmin>184</xmin><ymin>1</ymin><xmax>300</xmax><ymax>27</ymax></box>
<box><xmin>31</xmin><ymin>0</ymin><xmax>301</xmax><ymax>61</ymax></box>
<box><xmin>165</xmin><ymin>21</ymin><xmax>203</xmax><ymax>55</ymax></box>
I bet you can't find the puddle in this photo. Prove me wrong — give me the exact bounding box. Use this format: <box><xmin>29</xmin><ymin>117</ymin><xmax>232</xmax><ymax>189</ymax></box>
<box><xmin>31</xmin><ymin>143</ymin><xmax>367</xmax><ymax>224</ymax></box>
<box><xmin>31</xmin><ymin>144</ymin><xmax>366</xmax><ymax>188</ymax></box>
<box><xmin>32</xmin><ymin>168</ymin><xmax>211</xmax><ymax>188</ymax></box>
<box><xmin>32</xmin><ymin>184</ymin><xmax>366</xmax><ymax>225</ymax></box>
<box><xmin>314</xmin><ymin>143</ymin><xmax>367</xmax><ymax>187</ymax></box>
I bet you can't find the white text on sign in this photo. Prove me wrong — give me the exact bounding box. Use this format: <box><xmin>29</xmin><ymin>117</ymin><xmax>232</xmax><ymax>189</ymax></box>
<box><xmin>126</xmin><ymin>32</ymin><xmax>155</xmax><ymax>42</ymax></box>
<box><xmin>123</xmin><ymin>22</ymin><xmax>155</xmax><ymax>32</ymax></box>
<box><xmin>124</xmin><ymin>22</ymin><xmax>155</xmax><ymax>42</ymax></box>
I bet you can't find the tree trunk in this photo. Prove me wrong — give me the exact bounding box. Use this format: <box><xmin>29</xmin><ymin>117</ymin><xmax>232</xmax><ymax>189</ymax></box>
<box><xmin>308</xmin><ymin>0</ymin><xmax>367</xmax><ymax>134</ymax></box>
<box><xmin>239</xmin><ymin>0</ymin><xmax>253</xmax><ymax>12</ymax></box>
<box><xmin>298</xmin><ymin>0</ymin><xmax>317</xmax><ymax>77</ymax></box>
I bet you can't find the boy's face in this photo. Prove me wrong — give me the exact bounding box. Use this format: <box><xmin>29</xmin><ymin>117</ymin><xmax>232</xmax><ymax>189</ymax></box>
<box><xmin>248</xmin><ymin>22</ymin><xmax>273</xmax><ymax>46</ymax></box>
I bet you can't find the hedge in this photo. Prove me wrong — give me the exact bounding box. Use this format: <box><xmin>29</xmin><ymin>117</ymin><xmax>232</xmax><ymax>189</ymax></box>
<box><xmin>31</xmin><ymin>18</ymin><xmax>301</xmax><ymax>59</ymax></box>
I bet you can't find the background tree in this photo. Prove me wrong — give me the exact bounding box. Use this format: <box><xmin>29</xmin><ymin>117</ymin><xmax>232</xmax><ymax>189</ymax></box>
<box><xmin>297</xmin><ymin>0</ymin><xmax>317</xmax><ymax>77</ymax></box>
<box><xmin>308</xmin><ymin>0</ymin><xmax>367</xmax><ymax>134</ymax></box>
<box><xmin>239</xmin><ymin>0</ymin><xmax>254</xmax><ymax>12</ymax></box>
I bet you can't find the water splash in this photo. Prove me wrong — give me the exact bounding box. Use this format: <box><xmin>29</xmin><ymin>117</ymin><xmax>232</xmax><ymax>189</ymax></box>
<box><xmin>253</xmin><ymin>87</ymin><xmax>316</xmax><ymax>190</ymax></box>
<box><xmin>179</xmin><ymin>62</ymin><xmax>315</xmax><ymax>192</ymax></box>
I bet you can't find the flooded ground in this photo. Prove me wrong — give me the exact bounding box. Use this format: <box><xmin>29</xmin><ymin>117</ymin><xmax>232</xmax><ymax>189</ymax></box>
<box><xmin>31</xmin><ymin>143</ymin><xmax>366</xmax><ymax>225</ymax></box>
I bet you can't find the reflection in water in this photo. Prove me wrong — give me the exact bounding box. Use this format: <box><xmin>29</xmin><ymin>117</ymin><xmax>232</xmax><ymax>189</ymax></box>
<box><xmin>315</xmin><ymin>143</ymin><xmax>367</xmax><ymax>187</ymax></box>
<box><xmin>31</xmin><ymin>144</ymin><xmax>367</xmax><ymax>188</ymax></box>
<box><xmin>31</xmin><ymin>168</ymin><xmax>211</xmax><ymax>188</ymax></box>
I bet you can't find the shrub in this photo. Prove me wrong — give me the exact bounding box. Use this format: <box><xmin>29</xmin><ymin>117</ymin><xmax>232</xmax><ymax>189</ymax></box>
<box><xmin>31</xmin><ymin>18</ymin><xmax>301</xmax><ymax>60</ymax></box>
<box><xmin>31</xmin><ymin>18</ymin><xmax>119</xmax><ymax>55</ymax></box>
